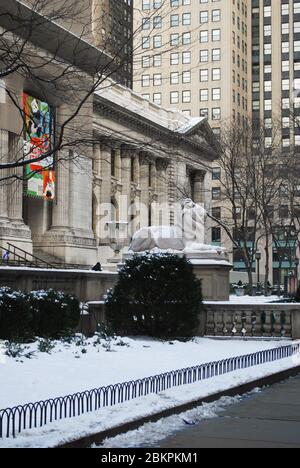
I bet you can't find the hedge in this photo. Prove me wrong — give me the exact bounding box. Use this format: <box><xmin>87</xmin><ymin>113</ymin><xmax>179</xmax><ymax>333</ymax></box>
<box><xmin>0</xmin><ymin>288</ymin><xmax>80</xmax><ymax>341</ymax></box>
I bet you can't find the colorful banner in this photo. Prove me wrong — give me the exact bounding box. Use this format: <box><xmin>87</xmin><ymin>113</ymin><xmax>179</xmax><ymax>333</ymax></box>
<box><xmin>23</xmin><ymin>93</ymin><xmax>55</xmax><ymax>199</ymax></box>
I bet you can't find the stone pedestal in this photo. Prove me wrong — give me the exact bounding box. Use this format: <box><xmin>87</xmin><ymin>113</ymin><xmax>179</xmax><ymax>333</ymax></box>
<box><xmin>186</xmin><ymin>256</ymin><xmax>232</xmax><ymax>301</ymax></box>
<box><xmin>122</xmin><ymin>249</ymin><xmax>232</xmax><ymax>302</ymax></box>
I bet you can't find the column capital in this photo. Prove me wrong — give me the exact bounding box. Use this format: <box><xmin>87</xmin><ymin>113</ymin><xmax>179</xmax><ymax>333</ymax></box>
<box><xmin>156</xmin><ymin>158</ymin><xmax>170</xmax><ymax>171</ymax></box>
<box><xmin>194</xmin><ymin>169</ymin><xmax>207</xmax><ymax>182</ymax></box>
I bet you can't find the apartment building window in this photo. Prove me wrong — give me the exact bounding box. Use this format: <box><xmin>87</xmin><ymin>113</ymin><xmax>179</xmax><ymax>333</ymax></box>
<box><xmin>153</xmin><ymin>74</ymin><xmax>162</xmax><ymax>86</ymax></box>
<box><xmin>212</xmin><ymin>68</ymin><xmax>221</xmax><ymax>81</ymax></box>
<box><xmin>153</xmin><ymin>93</ymin><xmax>162</xmax><ymax>105</ymax></box>
<box><xmin>212</xmin><ymin>207</ymin><xmax>221</xmax><ymax>220</ymax></box>
<box><xmin>200</xmin><ymin>50</ymin><xmax>209</xmax><ymax>62</ymax></box>
<box><xmin>170</xmin><ymin>72</ymin><xmax>179</xmax><ymax>85</ymax></box>
<box><xmin>200</xmin><ymin>31</ymin><xmax>208</xmax><ymax>43</ymax></box>
<box><xmin>171</xmin><ymin>15</ymin><xmax>179</xmax><ymax>27</ymax></box>
<box><xmin>182</xmin><ymin>71</ymin><xmax>191</xmax><ymax>83</ymax></box>
<box><xmin>142</xmin><ymin>37</ymin><xmax>150</xmax><ymax>49</ymax></box>
<box><xmin>153</xmin><ymin>16</ymin><xmax>162</xmax><ymax>29</ymax></box>
<box><xmin>142</xmin><ymin>18</ymin><xmax>150</xmax><ymax>30</ymax></box>
<box><xmin>212</xmin><ymin>107</ymin><xmax>221</xmax><ymax>120</ymax></box>
<box><xmin>212</xmin><ymin>187</ymin><xmax>221</xmax><ymax>201</ymax></box>
<box><xmin>170</xmin><ymin>33</ymin><xmax>179</xmax><ymax>46</ymax></box>
<box><xmin>212</xmin><ymin>227</ymin><xmax>221</xmax><ymax>243</ymax></box>
<box><xmin>182</xmin><ymin>90</ymin><xmax>191</xmax><ymax>103</ymax></box>
<box><xmin>200</xmin><ymin>11</ymin><xmax>209</xmax><ymax>24</ymax></box>
<box><xmin>182</xmin><ymin>32</ymin><xmax>191</xmax><ymax>44</ymax></box>
<box><xmin>200</xmin><ymin>89</ymin><xmax>208</xmax><ymax>101</ymax></box>
<box><xmin>170</xmin><ymin>53</ymin><xmax>179</xmax><ymax>65</ymax></box>
<box><xmin>212</xmin><ymin>10</ymin><xmax>221</xmax><ymax>22</ymax></box>
<box><xmin>182</xmin><ymin>51</ymin><xmax>191</xmax><ymax>64</ymax></box>
<box><xmin>153</xmin><ymin>55</ymin><xmax>162</xmax><ymax>67</ymax></box>
<box><xmin>212</xmin><ymin>48</ymin><xmax>221</xmax><ymax>61</ymax></box>
<box><xmin>212</xmin><ymin>167</ymin><xmax>221</xmax><ymax>180</ymax></box>
<box><xmin>200</xmin><ymin>69</ymin><xmax>208</xmax><ymax>82</ymax></box>
<box><xmin>141</xmin><ymin>75</ymin><xmax>150</xmax><ymax>87</ymax></box>
<box><xmin>142</xmin><ymin>0</ymin><xmax>150</xmax><ymax>10</ymax></box>
<box><xmin>212</xmin><ymin>88</ymin><xmax>221</xmax><ymax>100</ymax></box>
<box><xmin>170</xmin><ymin>91</ymin><xmax>179</xmax><ymax>104</ymax></box>
<box><xmin>153</xmin><ymin>35</ymin><xmax>162</xmax><ymax>48</ymax></box>
<box><xmin>212</xmin><ymin>29</ymin><xmax>221</xmax><ymax>41</ymax></box>
<box><xmin>182</xmin><ymin>13</ymin><xmax>191</xmax><ymax>25</ymax></box>
<box><xmin>142</xmin><ymin>56</ymin><xmax>150</xmax><ymax>68</ymax></box>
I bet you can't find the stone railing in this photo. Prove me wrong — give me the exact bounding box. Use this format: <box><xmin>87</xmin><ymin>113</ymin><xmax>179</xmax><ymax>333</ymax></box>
<box><xmin>82</xmin><ymin>301</ymin><xmax>300</xmax><ymax>339</ymax></box>
<box><xmin>203</xmin><ymin>303</ymin><xmax>300</xmax><ymax>340</ymax></box>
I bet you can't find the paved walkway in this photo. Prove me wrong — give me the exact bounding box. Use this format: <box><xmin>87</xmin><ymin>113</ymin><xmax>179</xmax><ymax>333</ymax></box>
<box><xmin>159</xmin><ymin>375</ymin><xmax>300</xmax><ymax>448</ymax></box>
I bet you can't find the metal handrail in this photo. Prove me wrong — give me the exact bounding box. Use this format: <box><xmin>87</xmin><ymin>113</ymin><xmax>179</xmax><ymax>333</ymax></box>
<box><xmin>6</xmin><ymin>243</ymin><xmax>56</xmax><ymax>269</ymax></box>
<box><xmin>0</xmin><ymin>343</ymin><xmax>299</xmax><ymax>439</ymax></box>
<box><xmin>0</xmin><ymin>246</ymin><xmax>37</xmax><ymax>268</ymax></box>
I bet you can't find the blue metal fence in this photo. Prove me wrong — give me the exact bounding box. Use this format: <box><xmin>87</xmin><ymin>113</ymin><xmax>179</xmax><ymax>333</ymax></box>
<box><xmin>1</xmin><ymin>343</ymin><xmax>299</xmax><ymax>439</ymax></box>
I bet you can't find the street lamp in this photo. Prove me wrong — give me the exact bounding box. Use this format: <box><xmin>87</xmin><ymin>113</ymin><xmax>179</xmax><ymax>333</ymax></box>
<box><xmin>255</xmin><ymin>251</ymin><xmax>262</xmax><ymax>290</ymax></box>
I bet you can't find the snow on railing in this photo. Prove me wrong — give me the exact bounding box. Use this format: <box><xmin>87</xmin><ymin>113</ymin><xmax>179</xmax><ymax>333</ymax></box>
<box><xmin>1</xmin><ymin>343</ymin><xmax>299</xmax><ymax>438</ymax></box>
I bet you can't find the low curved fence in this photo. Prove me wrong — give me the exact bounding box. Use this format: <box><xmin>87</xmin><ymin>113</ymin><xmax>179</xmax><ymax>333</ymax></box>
<box><xmin>1</xmin><ymin>343</ymin><xmax>299</xmax><ymax>439</ymax></box>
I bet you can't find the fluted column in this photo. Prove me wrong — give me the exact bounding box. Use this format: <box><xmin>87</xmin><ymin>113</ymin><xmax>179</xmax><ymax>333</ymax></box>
<box><xmin>120</xmin><ymin>148</ymin><xmax>132</xmax><ymax>222</ymax></box>
<box><xmin>0</xmin><ymin>129</ymin><xmax>9</xmax><ymax>221</ymax></box>
<box><xmin>100</xmin><ymin>144</ymin><xmax>111</xmax><ymax>205</ymax></box>
<box><xmin>133</xmin><ymin>154</ymin><xmax>140</xmax><ymax>186</ymax></box>
<box><xmin>140</xmin><ymin>154</ymin><xmax>150</xmax><ymax>228</ymax></box>
<box><xmin>115</xmin><ymin>147</ymin><xmax>122</xmax><ymax>181</ymax></box>
<box><xmin>7</xmin><ymin>135</ymin><xmax>25</xmax><ymax>222</ymax></box>
<box><xmin>51</xmin><ymin>154</ymin><xmax>70</xmax><ymax>229</ymax></box>
<box><xmin>194</xmin><ymin>170</ymin><xmax>207</xmax><ymax>206</ymax></box>
<box><xmin>156</xmin><ymin>158</ymin><xmax>170</xmax><ymax>225</ymax></box>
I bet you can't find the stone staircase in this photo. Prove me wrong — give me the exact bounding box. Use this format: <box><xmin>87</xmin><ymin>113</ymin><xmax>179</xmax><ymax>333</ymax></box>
<box><xmin>33</xmin><ymin>249</ymin><xmax>91</xmax><ymax>270</ymax></box>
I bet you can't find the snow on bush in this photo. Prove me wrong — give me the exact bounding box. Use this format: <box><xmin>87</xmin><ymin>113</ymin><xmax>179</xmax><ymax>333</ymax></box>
<box><xmin>0</xmin><ymin>288</ymin><xmax>80</xmax><ymax>341</ymax></box>
<box><xmin>106</xmin><ymin>253</ymin><xmax>203</xmax><ymax>339</ymax></box>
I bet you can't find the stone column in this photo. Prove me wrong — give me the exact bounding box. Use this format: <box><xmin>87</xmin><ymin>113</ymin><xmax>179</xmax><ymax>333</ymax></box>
<box><xmin>98</xmin><ymin>145</ymin><xmax>112</xmax><ymax>246</ymax></box>
<box><xmin>150</xmin><ymin>161</ymin><xmax>157</xmax><ymax>192</ymax></box>
<box><xmin>93</xmin><ymin>142</ymin><xmax>102</xmax><ymax>177</ymax></box>
<box><xmin>100</xmin><ymin>144</ymin><xmax>112</xmax><ymax>205</ymax></box>
<box><xmin>156</xmin><ymin>158</ymin><xmax>170</xmax><ymax>225</ymax></box>
<box><xmin>194</xmin><ymin>170</ymin><xmax>207</xmax><ymax>206</ymax></box>
<box><xmin>120</xmin><ymin>148</ymin><xmax>132</xmax><ymax>220</ymax></box>
<box><xmin>0</xmin><ymin>129</ymin><xmax>9</xmax><ymax>222</ymax></box>
<box><xmin>51</xmin><ymin>154</ymin><xmax>70</xmax><ymax>229</ymax></box>
<box><xmin>133</xmin><ymin>154</ymin><xmax>140</xmax><ymax>186</ymax></box>
<box><xmin>140</xmin><ymin>154</ymin><xmax>150</xmax><ymax>228</ymax></box>
<box><xmin>8</xmin><ymin>136</ymin><xmax>24</xmax><ymax>222</ymax></box>
<box><xmin>115</xmin><ymin>147</ymin><xmax>122</xmax><ymax>181</ymax></box>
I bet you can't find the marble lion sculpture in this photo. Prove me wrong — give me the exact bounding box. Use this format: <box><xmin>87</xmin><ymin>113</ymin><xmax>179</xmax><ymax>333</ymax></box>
<box><xmin>129</xmin><ymin>198</ymin><xmax>224</xmax><ymax>254</ymax></box>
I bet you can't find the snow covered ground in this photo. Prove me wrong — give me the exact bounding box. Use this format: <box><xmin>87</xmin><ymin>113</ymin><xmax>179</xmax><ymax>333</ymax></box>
<box><xmin>0</xmin><ymin>336</ymin><xmax>292</xmax><ymax>409</ymax></box>
<box><xmin>205</xmin><ymin>295</ymin><xmax>283</xmax><ymax>305</ymax></box>
<box><xmin>1</xmin><ymin>354</ymin><xmax>300</xmax><ymax>449</ymax></box>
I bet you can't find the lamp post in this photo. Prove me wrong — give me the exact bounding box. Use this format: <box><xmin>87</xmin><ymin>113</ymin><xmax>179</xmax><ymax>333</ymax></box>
<box><xmin>255</xmin><ymin>251</ymin><xmax>262</xmax><ymax>292</ymax></box>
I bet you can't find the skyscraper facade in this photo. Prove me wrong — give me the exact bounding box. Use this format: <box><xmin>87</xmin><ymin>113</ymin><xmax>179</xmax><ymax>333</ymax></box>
<box><xmin>133</xmin><ymin>0</ymin><xmax>300</xmax><ymax>286</ymax></box>
<box><xmin>133</xmin><ymin>0</ymin><xmax>251</xmax><ymax>135</ymax></box>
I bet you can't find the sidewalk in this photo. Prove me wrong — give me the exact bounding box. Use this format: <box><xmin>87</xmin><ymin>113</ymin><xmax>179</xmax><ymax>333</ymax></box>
<box><xmin>160</xmin><ymin>375</ymin><xmax>300</xmax><ymax>448</ymax></box>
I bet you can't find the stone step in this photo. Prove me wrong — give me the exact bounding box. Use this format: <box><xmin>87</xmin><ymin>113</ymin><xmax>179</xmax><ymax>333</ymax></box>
<box><xmin>33</xmin><ymin>249</ymin><xmax>90</xmax><ymax>270</ymax></box>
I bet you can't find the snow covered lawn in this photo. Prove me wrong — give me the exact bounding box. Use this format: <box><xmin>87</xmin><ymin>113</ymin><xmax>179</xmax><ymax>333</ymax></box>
<box><xmin>0</xmin><ymin>336</ymin><xmax>293</xmax><ymax>409</ymax></box>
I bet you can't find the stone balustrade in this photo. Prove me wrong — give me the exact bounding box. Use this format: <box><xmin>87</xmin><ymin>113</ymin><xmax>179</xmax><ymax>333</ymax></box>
<box><xmin>203</xmin><ymin>303</ymin><xmax>300</xmax><ymax>340</ymax></box>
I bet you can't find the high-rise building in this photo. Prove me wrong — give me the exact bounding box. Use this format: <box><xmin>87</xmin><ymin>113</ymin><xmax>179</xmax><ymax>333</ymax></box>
<box><xmin>93</xmin><ymin>0</ymin><xmax>134</xmax><ymax>87</ymax></box>
<box><xmin>133</xmin><ymin>0</ymin><xmax>300</xmax><ymax>286</ymax></box>
<box><xmin>133</xmin><ymin>0</ymin><xmax>251</xmax><ymax>134</ymax></box>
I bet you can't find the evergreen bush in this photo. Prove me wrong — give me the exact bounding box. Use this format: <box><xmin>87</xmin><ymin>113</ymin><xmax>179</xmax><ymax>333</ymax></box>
<box><xmin>0</xmin><ymin>288</ymin><xmax>80</xmax><ymax>341</ymax></box>
<box><xmin>0</xmin><ymin>288</ymin><xmax>32</xmax><ymax>341</ymax></box>
<box><xmin>28</xmin><ymin>289</ymin><xmax>80</xmax><ymax>338</ymax></box>
<box><xmin>106</xmin><ymin>253</ymin><xmax>202</xmax><ymax>339</ymax></box>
